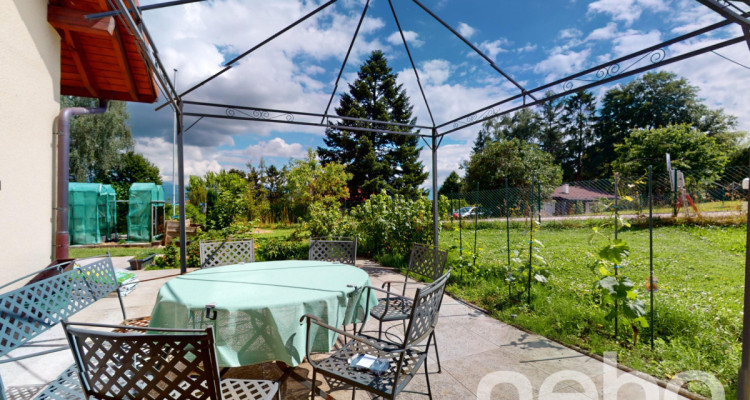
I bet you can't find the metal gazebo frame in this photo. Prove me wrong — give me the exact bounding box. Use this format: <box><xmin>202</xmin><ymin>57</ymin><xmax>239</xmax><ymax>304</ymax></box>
<box><xmin>106</xmin><ymin>0</ymin><xmax>750</xmax><ymax>396</ymax></box>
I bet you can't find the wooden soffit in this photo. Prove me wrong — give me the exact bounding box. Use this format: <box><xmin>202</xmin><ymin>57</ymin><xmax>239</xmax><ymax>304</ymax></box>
<box><xmin>48</xmin><ymin>0</ymin><xmax>158</xmax><ymax>103</ymax></box>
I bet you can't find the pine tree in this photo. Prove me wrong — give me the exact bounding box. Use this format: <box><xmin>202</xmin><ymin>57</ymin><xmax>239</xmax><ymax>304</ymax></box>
<box><xmin>318</xmin><ymin>50</ymin><xmax>427</xmax><ymax>201</ymax></box>
<box><xmin>561</xmin><ymin>90</ymin><xmax>597</xmax><ymax>181</ymax></box>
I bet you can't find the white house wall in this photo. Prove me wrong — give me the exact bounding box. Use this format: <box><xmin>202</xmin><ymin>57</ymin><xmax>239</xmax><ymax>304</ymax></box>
<box><xmin>0</xmin><ymin>0</ymin><xmax>61</xmax><ymax>283</ymax></box>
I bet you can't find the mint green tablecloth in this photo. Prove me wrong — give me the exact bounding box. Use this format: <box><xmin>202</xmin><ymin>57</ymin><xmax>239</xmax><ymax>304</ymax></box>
<box><xmin>149</xmin><ymin>260</ymin><xmax>376</xmax><ymax>367</ymax></box>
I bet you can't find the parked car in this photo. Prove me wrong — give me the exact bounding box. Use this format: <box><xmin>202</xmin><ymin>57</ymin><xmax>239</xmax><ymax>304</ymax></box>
<box><xmin>453</xmin><ymin>206</ymin><xmax>485</xmax><ymax>219</ymax></box>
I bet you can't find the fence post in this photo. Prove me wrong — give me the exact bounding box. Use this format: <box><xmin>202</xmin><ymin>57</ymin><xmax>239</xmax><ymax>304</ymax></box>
<box><xmin>648</xmin><ymin>165</ymin><xmax>655</xmax><ymax>350</ymax></box>
<box><xmin>614</xmin><ymin>172</ymin><xmax>619</xmax><ymax>338</ymax></box>
<box><xmin>473</xmin><ymin>182</ymin><xmax>479</xmax><ymax>269</ymax></box>
<box><xmin>537</xmin><ymin>179</ymin><xmax>542</xmax><ymax>223</ymax></box>
<box><xmin>673</xmin><ymin>168</ymin><xmax>678</xmax><ymax>217</ymax></box>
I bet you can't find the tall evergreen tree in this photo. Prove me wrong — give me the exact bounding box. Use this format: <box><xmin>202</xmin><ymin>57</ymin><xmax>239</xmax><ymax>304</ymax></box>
<box><xmin>537</xmin><ymin>91</ymin><xmax>565</xmax><ymax>162</ymax></box>
<box><xmin>438</xmin><ymin>171</ymin><xmax>462</xmax><ymax>197</ymax></box>
<box><xmin>318</xmin><ymin>51</ymin><xmax>427</xmax><ymax>201</ymax></box>
<box><xmin>561</xmin><ymin>90</ymin><xmax>597</xmax><ymax>181</ymax></box>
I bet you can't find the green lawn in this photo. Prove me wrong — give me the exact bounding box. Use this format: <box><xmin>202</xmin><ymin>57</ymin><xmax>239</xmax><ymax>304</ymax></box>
<box><xmin>69</xmin><ymin>247</ymin><xmax>163</xmax><ymax>259</ymax></box>
<box><xmin>441</xmin><ymin>221</ymin><xmax>745</xmax><ymax>397</ymax></box>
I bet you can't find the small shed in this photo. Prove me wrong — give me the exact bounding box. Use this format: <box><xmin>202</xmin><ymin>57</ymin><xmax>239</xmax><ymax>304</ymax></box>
<box><xmin>552</xmin><ymin>184</ymin><xmax>615</xmax><ymax>215</ymax></box>
<box><xmin>69</xmin><ymin>183</ymin><xmax>117</xmax><ymax>245</ymax></box>
<box><xmin>127</xmin><ymin>183</ymin><xmax>165</xmax><ymax>242</ymax></box>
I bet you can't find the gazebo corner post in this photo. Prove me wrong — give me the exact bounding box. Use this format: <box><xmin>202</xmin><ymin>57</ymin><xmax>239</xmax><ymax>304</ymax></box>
<box><xmin>431</xmin><ymin>128</ymin><xmax>439</xmax><ymax>251</ymax></box>
<box><xmin>739</xmin><ymin>159</ymin><xmax>750</xmax><ymax>400</ymax></box>
<box><xmin>176</xmin><ymin>100</ymin><xmax>187</xmax><ymax>274</ymax></box>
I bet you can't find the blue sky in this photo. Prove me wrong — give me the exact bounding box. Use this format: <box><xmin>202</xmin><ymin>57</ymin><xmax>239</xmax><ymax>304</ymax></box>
<box><xmin>129</xmin><ymin>0</ymin><xmax>750</xmax><ymax>200</ymax></box>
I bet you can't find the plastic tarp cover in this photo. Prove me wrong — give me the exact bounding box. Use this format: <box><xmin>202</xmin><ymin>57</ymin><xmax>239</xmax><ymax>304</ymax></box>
<box><xmin>69</xmin><ymin>183</ymin><xmax>117</xmax><ymax>245</ymax></box>
<box><xmin>127</xmin><ymin>183</ymin><xmax>165</xmax><ymax>242</ymax></box>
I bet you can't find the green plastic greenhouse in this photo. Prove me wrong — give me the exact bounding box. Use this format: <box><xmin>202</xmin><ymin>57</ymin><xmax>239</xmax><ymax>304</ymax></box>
<box><xmin>68</xmin><ymin>182</ymin><xmax>117</xmax><ymax>245</ymax></box>
<box><xmin>127</xmin><ymin>183</ymin><xmax>165</xmax><ymax>242</ymax></box>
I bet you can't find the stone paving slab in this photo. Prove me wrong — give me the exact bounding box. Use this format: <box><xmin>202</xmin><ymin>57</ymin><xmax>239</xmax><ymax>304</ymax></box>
<box><xmin>0</xmin><ymin>257</ymin><xmax>690</xmax><ymax>400</ymax></box>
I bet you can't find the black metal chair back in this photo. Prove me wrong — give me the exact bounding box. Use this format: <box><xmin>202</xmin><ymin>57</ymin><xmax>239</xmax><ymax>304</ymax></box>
<box><xmin>308</xmin><ymin>237</ymin><xmax>357</xmax><ymax>265</ymax></box>
<box><xmin>200</xmin><ymin>239</ymin><xmax>255</xmax><ymax>268</ymax></box>
<box><xmin>402</xmin><ymin>244</ymin><xmax>448</xmax><ymax>295</ymax></box>
<box><xmin>402</xmin><ymin>270</ymin><xmax>450</xmax><ymax>348</ymax></box>
<box><xmin>62</xmin><ymin>321</ymin><xmax>223</xmax><ymax>400</ymax></box>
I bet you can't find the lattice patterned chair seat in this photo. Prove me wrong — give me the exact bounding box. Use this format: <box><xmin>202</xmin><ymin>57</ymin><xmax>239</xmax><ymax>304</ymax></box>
<box><xmin>313</xmin><ymin>336</ymin><xmax>425</xmax><ymax>398</ymax></box>
<box><xmin>308</xmin><ymin>237</ymin><xmax>357</xmax><ymax>265</ymax></box>
<box><xmin>61</xmin><ymin>321</ymin><xmax>279</xmax><ymax>400</ymax></box>
<box><xmin>369</xmin><ymin>296</ymin><xmax>413</xmax><ymax>322</ymax></box>
<box><xmin>200</xmin><ymin>239</ymin><xmax>255</xmax><ymax>268</ymax></box>
<box><xmin>302</xmin><ymin>271</ymin><xmax>450</xmax><ymax>400</ymax></box>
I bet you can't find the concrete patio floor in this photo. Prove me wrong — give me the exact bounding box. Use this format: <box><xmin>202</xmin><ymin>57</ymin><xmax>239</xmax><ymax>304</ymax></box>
<box><xmin>0</xmin><ymin>257</ymin><xmax>689</xmax><ymax>400</ymax></box>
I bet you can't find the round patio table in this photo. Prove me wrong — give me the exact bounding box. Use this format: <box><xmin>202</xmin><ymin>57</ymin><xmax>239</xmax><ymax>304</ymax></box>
<box><xmin>148</xmin><ymin>260</ymin><xmax>376</xmax><ymax>367</ymax></box>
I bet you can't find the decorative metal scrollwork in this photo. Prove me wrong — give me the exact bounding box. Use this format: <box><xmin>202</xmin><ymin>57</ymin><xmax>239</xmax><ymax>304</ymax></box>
<box><xmin>452</xmin><ymin>107</ymin><xmax>498</xmax><ymax>130</ymax></box>
<box><xmin>225</xmin><ymin>108</ymin><xmax>294</xmax><ymax>122</ymax></box>
<box><xmin>559</xmin><ymin>47</ymin><xmax>667</xmax><ymax>93</ymax></box>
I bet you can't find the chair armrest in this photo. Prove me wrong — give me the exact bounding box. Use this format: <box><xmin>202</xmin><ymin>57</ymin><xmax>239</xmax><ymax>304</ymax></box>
<box><xmin>299</xmin><ymin>314</ymin><xmax>405</xmax><ymax>364</ymax></box>
<box><xmin>380</xmin><ymin>280</ymin><xmax>408</xmax><ymax>292</ymax></box>
<box><xmin>361</xmin><ymin>285</ymin><xmax>411</xmax><ymax>301</ymax></box>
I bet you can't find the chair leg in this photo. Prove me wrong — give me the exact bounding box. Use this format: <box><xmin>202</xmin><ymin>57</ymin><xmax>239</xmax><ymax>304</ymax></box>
<box><xmin>378</xmin><ymin>320</ymin><xmax>383</xmax><ymax>340</ymax></box>
<box><xmin>116</xmin><ymin>289</ymin><xmax>127</xmax><ymax>320</ymax></box>
<box><xmin>351</xmin><ymin>387</ymin><xmax>356</xmax><ymax>400</ymax></box>
<box><xmin>424</xmin><ymin>358</ymin><xmax>433</xmax><ymax>400</ymax></box>
<box><xmin>310</xmin><ymin>369</ymin><xmax>317</xmax><ymax>400</ymax></box>
<box><xmin>430</xmin><ymin>331</ymin><xmax>442</xmax><ymax>373</ymax></box>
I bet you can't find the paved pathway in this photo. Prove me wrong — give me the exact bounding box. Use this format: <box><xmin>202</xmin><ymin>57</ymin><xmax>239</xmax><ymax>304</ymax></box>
<box><xmin>0</xmin><ymin>257</ymin><xmax>691</xmax><ymax>400</ymax></box>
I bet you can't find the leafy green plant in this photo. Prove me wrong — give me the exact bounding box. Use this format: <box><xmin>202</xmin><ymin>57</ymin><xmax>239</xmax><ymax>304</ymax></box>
<box><xmin>352</xmin><ymin>190</ymin><xmax>434</xmax><ymax>258</ymax></box>
<box><xmin>509</xmin><ymin>219</ymin><xmax>550</xmax><ymax>305</ymax></box>
<box><xmin>589</xmin><ymin>226</ymin><xmax>649</xmax><ymax>343</ymax></box>
<box><xmin>256</xmin><ymin>236</ymin><xmax>307</xmax><ymax>261</ymax></box>
<box><xmin>304</xmin><ymin>200</ymin><xmax>356</xmax><ymax>238</ymax></box>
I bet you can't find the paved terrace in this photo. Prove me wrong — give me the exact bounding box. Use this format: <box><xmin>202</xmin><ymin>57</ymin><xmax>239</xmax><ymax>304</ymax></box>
<box><xmin>1</xmin><ymin>257</ymin><xmax>688</xmax><ymax>400</ymax></box>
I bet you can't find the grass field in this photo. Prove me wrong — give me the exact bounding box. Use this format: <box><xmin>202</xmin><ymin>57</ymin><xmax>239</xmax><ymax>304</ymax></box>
<box><xmin>441</xmin><ymin>219</ymin><xmax>745</xmax><ymax>397</ymax></box>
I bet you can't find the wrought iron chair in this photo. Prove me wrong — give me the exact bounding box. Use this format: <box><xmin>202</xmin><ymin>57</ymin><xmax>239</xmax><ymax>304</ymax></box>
<box><xmin>0</xmin><ymin>256</ymin><xmax>130</xmax><ymax>399</ymax></box>
<box><xmin>308</xmin><ymin>237</ymin><xmax>357</xmax><ymax>265</ymax></box>
<box><xmin>367</xmin><ymin>244</ymin><xmax>449</xmax><ymax>372</ymax></box>
<box><xmin>200</xmin><ymin>239</ymin><xmax>255</xmax><ymax>268</ymax></box>
<box><xmin>300</xmin><ymin>271</ymin><xmax>449</xmax><ymax>400</ymax></box>
<box><xmin>61</xmin><ymin>321</ymin><xmax>279</xmax><ymax>400</ymax></box>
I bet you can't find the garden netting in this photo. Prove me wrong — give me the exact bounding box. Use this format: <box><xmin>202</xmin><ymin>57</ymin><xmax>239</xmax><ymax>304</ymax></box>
<box><xmin>127</xmin><ymin>183</ymin><xmax>165</xmax><ymax>242</ymax></box>
<box><xmin>68</xmin><ymin>182</ymin><xmax>116</xmax><ymax>245</ymax></box>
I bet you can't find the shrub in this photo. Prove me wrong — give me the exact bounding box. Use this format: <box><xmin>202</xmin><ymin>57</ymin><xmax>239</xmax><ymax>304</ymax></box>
<box><xmin>352</xmin><ymin>190</ymin><xmax>434</xmax><ymax>258</ymax></box>
<box><xmin>305</xmin><ymin>200</ymin><xmax>356</xmax><ymax>238</ymax></box>
<box><xmin>257</xmin><ymin>237</ymin><xmax>308</xmax><ymax>261</ymax></box>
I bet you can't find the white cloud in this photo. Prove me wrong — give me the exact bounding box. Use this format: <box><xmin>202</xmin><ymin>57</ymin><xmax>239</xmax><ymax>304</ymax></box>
<box><xmin>457</xmin><ymin>22</ymin><xmax>476</xmax><ymax>39</ymax></box>
<box><xmin>586</xmin><ymin>22</ymin><xmax>619</xmax><ymax>41</ymax></box>
<box><xmin>534</xmin><ymin>48</ymin><xmax>592</xmax><ymax>82</ymax></box>
<box><xmin>516</xmin><ymin>43</ymin><xmax>538</xmax><ymax>53</ymax></box>
<box><xmin>239</xmin><ymin>138</ymin><xmax>307</xmax><ymax>161</ymax></box>
<box><xmin>135</xmin><ymin>137</ymin><xmax>222</xmax><ymax>183</ymax></box>
<box><xmin>386</xmin><ymin>30</ymin><xmax>424</xmax><ymax>48</ymax></box>
<box><xmin>587</xmin><ymin>0</ymin><xmax>669</xmax><ymax>26</ymax></box>
<box><xmin>559</xmin><ymin>28</ymin><xmax>582</xmax><ymax>40</ymax></box>
<box><xmin>669</xmin><ymin>0</ymin><xmax>723</xmax><ymax>34</ymax></box>
<box><xmin>480</xmin><ymin>39</ymin><xmax>510</xmax><ymax>61</ymax></box>
<box><xmin>660</xmin><ymin>40</ymin><xmax>750</xmax><ymax>131</ymax></box>
<box><xmin>130</xmin><ymin>0</ymin><xmax>390</xmax><ymax>147</ymax></box>
<box><xmin>420</xmin><ymin>59</ymin><xmax>452</xmax><ymax>86</ymax></box>
<box><xmin>612</xmin><ymin>29</ymin><xmax>662</xmax><ymax>57</ymax></box>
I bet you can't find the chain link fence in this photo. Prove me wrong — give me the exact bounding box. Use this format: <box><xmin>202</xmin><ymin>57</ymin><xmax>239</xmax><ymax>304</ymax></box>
<box><xmin>445</xmin><ymin>165</ymin><xmax>749</xmax><ymax>219</ymax></box>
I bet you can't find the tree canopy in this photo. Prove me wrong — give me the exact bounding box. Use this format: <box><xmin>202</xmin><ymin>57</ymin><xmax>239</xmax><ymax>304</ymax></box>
<box><xmin>613</xmin><ymin>123</ymin><xmax>728</xmax><ymax>182</ymax></box>
<box><xmin>438</xmin><ymin>171</ymin><xmax>462</xmax><ymax>197</ymax></box>
<box><xmin>318</xmin><ymin>50</ymin><xmax>427</xmax><ymax>201</ymax></box>
<box><xmin>462</xmin><ymin>138</ymin><xmax>562</xmax><ymax>191</ymax></box>
<box><xmin>63</xmin><ymin>97</ymin><xmax>134</xmax><ymax>182</ymax></box>
<box><xmin>593</xmin><ymin>71</ymin><xmax>738</xmax><ymax>175</ymax></box>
